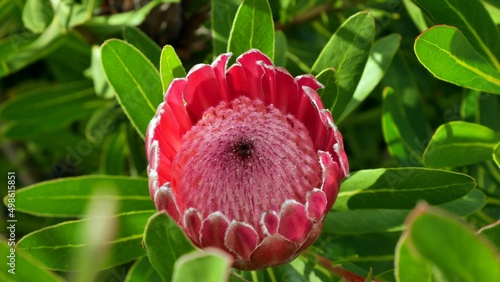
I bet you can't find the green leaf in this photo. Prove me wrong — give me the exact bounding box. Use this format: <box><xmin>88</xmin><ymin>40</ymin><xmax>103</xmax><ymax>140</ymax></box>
<box><xmin>22</xmin><ymin>0</ymin><xmax>53</xmax><ymax>33</ymax></box>
<box><xmin>123</xmin><ymin>26</ymin><xmax>161</xmax><ymax>69</ymax></box>
<box><xmin>311</xmin><ymin>12</ymin><xmax>375</xmax><ymax>120</ymax></box>
<box><xmin>90</xmin><ymin>45</ymin><xmax>115</xmax><ymax>99</ymax></box>
<box><xmin>17</xmin><ymin>210</ymin><xmax>155</xmax><ymax>271</ymax></box>
<box><xmin>101</xmin><ymin>39</ymin><xmax>163</xmax><ymax>139</ymax></box>
<box><xmin>316</xmin><ymin>68</ymin><xmax>338</xmax><ymax>113</ymax></box>
<box><xmin>159</xmin><ymin>45</ymin><xmax>186</xmax><ymax>93</ymax></box>
<box><xmin>144</xmin><ymin>212</ymin><xmax>196</xmax><ymax>282</ymax></box>
<box><xmin>172</xmin><ymin>249</ymin><xmax>233</xmax><ymax>282</ymax></box>
<box><xmin>423</xmin><ymin>121</ymin><xmax>500</xmax><ymax>167</ymax></box>
<box><xmin>0</xmin><ymin>240</ymin><xmax>63</xmax><ymax>282</ymax></box>
<box><xmin>399</xmin><ymin>203</ymin><xmax>500</xmax><ymax>281</ymax></box>
<box><xmin>325</xmin><ymin>188</ymin><xmax>485</xmax><ymax>234</ymax></box>
<box><xmin>382</xmin><ymin>87</ymin><xmax>424</xmax><ymax>166</ymax></box>
<box><xmin>274</xmin><ymin>30</ymin><xmax>287</xmax><ymax>67</ymax></box>
<box><xmin>228</xmin><ymin>0</ymin><xmax>275</xmax><ymax>61</ymax></box>
<box><xmin>395</xmin><ymin>230</ymin><xmax>434</xmax><ymax>282</ymax></box>
<box><xmin>10</xmin><ymin>176</ymin><xmax>154</xmax><ymax>217</ymax></box>
<box><xmin>413</xmin><ymin>0</ymin><xmax>500</xmax><ymax>72</ymax></box>
<box><xmin>211</xmin><ymin>0</ymin><xmax>241</xmax><ymax>56</ymax></box>
<box><xmin>84</xmin><ymin>0</ymin><xmax>179</xmax><ymax>33</ymax></box>
<box><xmin>125</xmin><ymin>257</ymin><xmax>163</xmax><ymax>282</ymax></box>
<box><xmin>339</xmin><ymin>33</ymin><xmax>401</xmax><ymax>123</ymax></box>
<box><xmin>382</xmin><ymin>52</ymin><xmax>431</xmax><ymax>142</ymax></box>
<box><xmin>0</xmin><ymin>80</ymin><xmax>105</xmax><ymax>138</ymax></box>
<box><xmin>100</xmin><ymin>127</ymin><xmax>127</xmax><ymax>175</ymax></box>
<box><xmin>335</xmin><ymin>168</ymin><xmax>476</xmax><ymax>210</ymax></box>
<box><xmin>414</xmin><ymin>25</ymin><xmax>500</xmax><ymax>94</ymax></box>
<box><xmin>494</xmin><ymin>142</ymin><xmax>500</xmax><ymax>168</ymax></box>
<box><xmin>402</xmin><ymin>0</ymin><xmax>428</xmax><ymax>32</ymax></box>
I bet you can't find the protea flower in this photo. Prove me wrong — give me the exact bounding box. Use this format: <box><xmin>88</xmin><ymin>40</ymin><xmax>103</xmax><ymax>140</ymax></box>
<box><xmin>146</xmin><ymin>49</ymin><xmax>349</xmax><ymax>270</ymax></box>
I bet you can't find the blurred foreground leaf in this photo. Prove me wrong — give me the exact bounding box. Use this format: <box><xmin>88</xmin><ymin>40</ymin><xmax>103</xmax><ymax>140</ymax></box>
<box><xmin>396</xmin><ymin>203</ymin><xmax>500</xmax><ymax>281</ymax></box>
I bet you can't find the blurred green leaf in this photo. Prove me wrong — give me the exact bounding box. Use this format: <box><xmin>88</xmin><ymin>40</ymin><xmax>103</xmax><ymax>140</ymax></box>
<box><xmin>211</xmin><ymin>0</ymin><xmax>241</xmax><ymax>56</ymax></box>
<box><xmin>100</xmin><ymin>127</ymin><xmax>127</xmax><ymax>175</ymax></box>
<box><xmin>340</xmin><ymin>33</ymin><xmax>401</xmax><ymax>123</ymax></box>
<box><xmin>494</xmin><ymin>142</ymin><xmax>500</xmax><ymax>168</ymax></box>
<box><xmin>423</xmin><ymin>121</ymin><xmax>500</xmax><ymax>167</ymax></box>
<box><xmin>398</xmin><ymin>204</ymin><xmax>500</xmax><ymax>281</ymax></box>
<box><xmin>0</xmin><ymin>80</ymin><xmax>105</xmax><ymax>138</ymax></box>
<box><xmin>402</xmin><ymin>0</ymin><xmax>428</xmax><ymax>32</ymax></box>
<box><xmin>382</xmin><ymin>87</ymin><xmax>424</xmax><ymax>166</ymax></box>
<box><xmin>414</xmin><ymin>25</ymin><xmax>500</xmax><ymax>94</ymax></box>
<box><xmin>172</xmin><ymin>249</ymin><xmax>232</xmax><ymax>282</ymax></box>
<box><xmin>22</xmin><ymin>0</ymin><xmax>53</xmax><ymax>33</ymax></box>
<box><xmin>335</xmin><ymin>168</ymin><xmax>476</xmax><ymax>210</ymax></box>
<box><xmin>144</xmin><ymin>212</ymin><xmax>196</xmax><ymax>282</ymax></box>
<box><xmin>311</xmin><ymin>11</ymin><xmax>375</xmax><ymax>120</ymax></box>
<box><xmin>0</xmin><ymin>240</ymin><xmax>63</xmax><ymax>282</ymax></box>
<box><xmin>10</xmin><ymin>176</ymin><xmax>154</xmax><ymax>217</ymax></box>
<box><xmin>84</xmin><ymin>0</ymin><xmax>178</xmax><ymax>33</ymax></box>
<box><xmin>274</xmin><ymin>30</ymin><xmax>287</xmax><ymax>67</ymax></box>
<box><xmin>17</xmin><ymin>210</ymin><xmax>155</xmax><ymax>271</ymax></box>
<box><xmin>101</xmin><ymin>39</ymin><xmax>163</xmax><ymax>139</ymax></box>
<box><xmin>395</xmin><ymin>230</ymin><xmax>434</xmax><ymax>282</ymax></box>
<box><xmin>159</xmin><ymin>45</ymin><xmax>186</xmax><ymax>93</ymax></box>
<box><xmin>228</xmin><ymin>0</ymin><xmax>275</xmax><ymax>61</ymax></box>
<box><xmin>123</xmin><ymin>26</ymin><xmax>161</xmax><ymax>69</ymax></box>
<box><xmin>382</xmin><ymin>52</ymin><xmax>431</xmax><ymax>142</ymax></box>
<box><xmin>90</xmin><ymin>45</ymin><xmax>115</xmax><ymax>99</ymax></box>
<box><xmin>125</xmin><ymin>256</ymin><xmax>163</xmax><ymax>282</ymax></box>
<box><xmin>413</xmin><ymin>0</ymin><xmax>500</xmax><ymax>72</ymax></box>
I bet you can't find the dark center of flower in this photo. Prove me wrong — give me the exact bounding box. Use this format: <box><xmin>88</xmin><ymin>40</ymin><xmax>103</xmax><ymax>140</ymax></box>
<box><xmin>229</xmin><ymin>137</ymin><xmax>254</xmax><ymax>160</ymax></box>
<box><xmin>170</xmin><ymin>97</ymin><xmax>322</xmax><ymax>227</ymax></box>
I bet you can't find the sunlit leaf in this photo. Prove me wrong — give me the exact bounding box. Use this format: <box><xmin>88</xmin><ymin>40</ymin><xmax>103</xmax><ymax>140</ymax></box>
<box><xmin>312</xmin><ymin>11</ymin><xmax>375</xmax><ymax>119</ymax></box>
<box><xmin>414</xmin><ymin>25</ymin><xmax>500</xmax><ymax>94</ymax></box>
<box><xmin>423</xmin><ymin>121</ymin><xmax>500</xmax><ymax>167</ymax></box>
<box><xmin>414</xmin><ymin>0</ymin><xmax>500</xmax><ymax>72</ymax></box>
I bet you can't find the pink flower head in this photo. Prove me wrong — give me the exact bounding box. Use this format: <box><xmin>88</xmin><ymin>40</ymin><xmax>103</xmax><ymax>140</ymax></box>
<box><xmin>146</xmin><ymin>49</ymin><xmax>349</xmax><ymax>270</ymax></box>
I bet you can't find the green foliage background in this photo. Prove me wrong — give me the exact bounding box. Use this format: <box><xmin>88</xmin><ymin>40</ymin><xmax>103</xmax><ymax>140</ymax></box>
<box><xmin>1</xmin><ymin>0</ymin><xmax>500</xmax><ymax>281</ymax></box>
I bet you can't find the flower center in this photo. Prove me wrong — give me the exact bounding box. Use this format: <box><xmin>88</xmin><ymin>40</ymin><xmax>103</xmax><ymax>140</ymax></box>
<box><xmin>171</xmin><ymin>97</ymin><xmax>321</xmax><ymax>227</ymax></box>
<box><xmin>229</xmin><ymin>137</ymin><xmax>254</xmax><ymax>161</ymax></box>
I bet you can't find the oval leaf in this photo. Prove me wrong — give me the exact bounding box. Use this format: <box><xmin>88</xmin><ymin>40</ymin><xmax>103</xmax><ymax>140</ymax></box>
<box><xmin>414</xmin><ymin>25</ymin><xmax>500</xmax><ymax>94</ymax></box>
<box><xmin>10</xmin><ymin>176</ymin><xmax>154</xmax><ymax>217</ymax></box>
<box><xmin>144</xmin><ymin>212</ymin><xmax>196</xmax><ymax>282</ymax></box>
<box><xmin>123</xmin><ymin>26</ymin><xmax>161</xmax><ymax>69</ymax></box>
<box><xmin>401</xmin><ymin>204</ymin><xmax>500</xmax><ymax>281</ymax></box>
<box><xmin>423</xmin><ymin>121</ymin><xmax>500</xmax><ymax>167</ymax></box>
<box><xmin>17</xmin><ymin>211</ymin><xmax>155</xmax><ymax>271</ymax></box>
<box><xmin>172</xmin><ymin>249</ymin><xmax>233</xmax><ymax>282</ymax></box>
<box><xmin>413</xmin><ymin>0</ymin><xmax>500</xmax><ymax>71</ymax></box>
<box><xmin>336</xmin><ymin>168</ymin><xmax>476</xmax><ymax>210</ymax></box>
<box><xmin>228</xmin><ymin>0</ymin><xmax>274</xmax><ymax>61</ymax></box>
<box><xmin>101</xmin><ymin>39</ymin><xmax>163</xmax><ymax>139</ymax></box>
